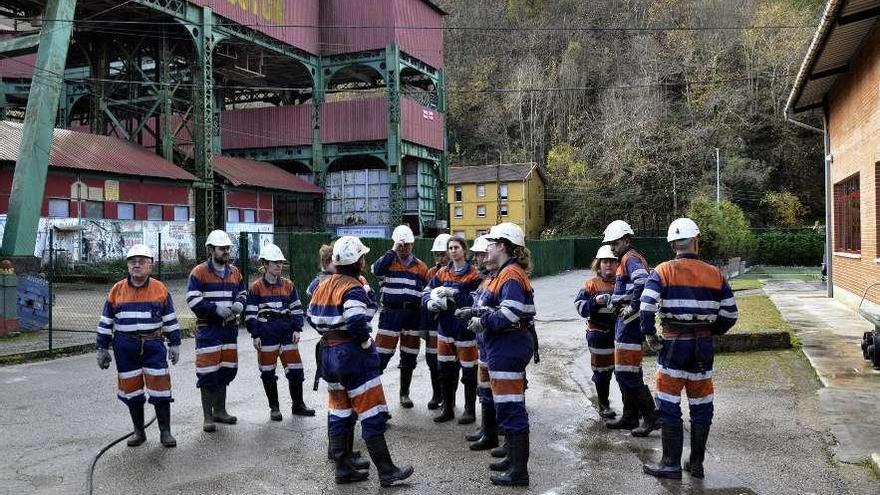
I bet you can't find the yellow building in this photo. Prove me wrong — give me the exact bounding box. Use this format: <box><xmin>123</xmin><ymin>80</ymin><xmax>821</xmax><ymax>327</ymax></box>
<box><xmin>447</xmin><ymin>163</ymin><xmax>546</xmax><ymax>239</ymax></box>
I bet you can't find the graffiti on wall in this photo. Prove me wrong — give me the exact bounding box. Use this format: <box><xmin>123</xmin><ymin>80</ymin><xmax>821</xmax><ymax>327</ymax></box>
<box><xmin>225</xmin><ymin>222</ymin><xmax>274</xmax><ymax>259</ymax></box>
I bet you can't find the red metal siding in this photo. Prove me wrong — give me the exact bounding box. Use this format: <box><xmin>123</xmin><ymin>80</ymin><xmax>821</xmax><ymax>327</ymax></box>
<box><xmin>321</xmin><ymin>98</ymin><xmax>389</xmax><ymax>143</ymax></box>
<box><xmin>118</xmin><ymin>181</ymin><xmax>190</xmax><ymax>205</ymax></box>
<box><xmin>221</xmin><ymin>106</ymin><xmax>312</xmax><ymax>149</ymax></box>
<box><xmin>401</xmin><ymin>97</ymin><xmax>444</xmax><ymax>150</ymax></box>
<box><xmin>135</xmin><ymin>204</ymin><xmax>148</xmax><ymax>220</ymax></box>
<box><xmin>226</xmin><ymin>189</ymin><xmax>259</xmax><ymax>209</ymax></box>
<box><xmin>393</xmin><ymin>0</ymin><xmax>444</xmax><ymax>69</ymax></box>
<box><xmin>259</xmin><ymin>209</ymin><xmax>273</xmax><ymax>223</ymax></box>
<box><xmin>188</xmin><ymin>0</ymin><xmax>319</xmax><ymax>54</ymax></box>
<box><xmin>163</xmin><ymin>205</ymin><xmax>175</xmax><ymax>221</ymax></box>
<box><xmin>45</xmin><ymin>172</ymin><xmax>76</xmax><ymax>198</ymax></box>
<box><xmin>105</xmin><ymin>202</ymin><xmax>117</xmax><ymax>220</ymax></box>
<box><xmin>258</xmin><ymin>191</ymin><xmax>273</xmax><ymax>210</ymax></box>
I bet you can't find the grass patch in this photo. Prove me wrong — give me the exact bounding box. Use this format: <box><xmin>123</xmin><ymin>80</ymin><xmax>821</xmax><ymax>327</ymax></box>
<box><xmin>730</xmin><ymin>294</ymin><xmax>792</xmax><ymax>335</ymax></box>
<box><xmin>730</xmin><ymin>278</ymin><xmax>764</xmax><ymax>291</ymax></box>
<box><xmin>738</xmin><ymin>265</ymin><xmax>822</xmax><ymax>281</ymax></box>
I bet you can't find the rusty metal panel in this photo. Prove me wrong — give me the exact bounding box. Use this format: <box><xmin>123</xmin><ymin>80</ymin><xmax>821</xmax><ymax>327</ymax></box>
<box><xmin>400</xmin><ymin>97</ymin><xmax>444</xmax><ymax>150</ymax></box>
<box><xmin>393</xmin><ymin>0</ymin><xmax>444</xmax><ymax>69</ymax></box>
<box><xmin>325</xmin><ymin>167</ymin><xmax>391</xmax><ymax>227</ymax></box>
<box><xmin>213</xmin><ymin>155</ymin><xmax>323</xmax><ymax>193</ymax></box>
<box><xmin>188</xmin><ymin>1</ymin><xmax>320</xmax><ymax>54</ymax></box>
<box><xmin>221</xmin><ymin>105</ymin><xmax>312</xmax><ymax>149</ymax></box>
<box><xmin>0</xmin><ymin>53</ymin><xmax>35</xmax><ymax>78</ymax></box>
<box><xmin>320</xmin><ymin>0</ymin><xmax>396</xmax><ymax>57</ymax></box>
<box><xmin>321</xmin><ymin>97</ymin><xmax>388</xmax><ymax>144</ymax></box>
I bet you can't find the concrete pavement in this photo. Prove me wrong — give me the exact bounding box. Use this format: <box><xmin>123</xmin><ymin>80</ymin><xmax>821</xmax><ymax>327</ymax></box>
<box><xmin>0</xmin><ymin>270</ymin><xmax>875</xmax><ymax>494</ymax></box>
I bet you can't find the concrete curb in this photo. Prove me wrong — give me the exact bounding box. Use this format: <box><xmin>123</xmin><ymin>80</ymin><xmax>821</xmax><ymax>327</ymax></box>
<box><xmin>871</xmin><ymin>453</ymin><xmax>880</xmax><ymax>477</ymax></box>
<box><xmin>644</xmin><ymin>331</ymin><xmax>792</xmax><ymax>356</ymax></box>
<box><xmin>0</xmin><ymin>342</ymin><xmax>95</xmax><ymax>366</ymax></box>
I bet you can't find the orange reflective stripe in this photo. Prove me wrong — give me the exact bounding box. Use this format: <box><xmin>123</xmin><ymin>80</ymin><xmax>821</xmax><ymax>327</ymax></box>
<box><xmin>350</xmin><ymin>384</ymin><xmax>387</xmax><ymax>414</ymax></box>
<box><xmin>437</xmin><ymin>339</ymin><xmax>456</xmax><ymax>358</ymax></box>
<box><xmin>478</xmin><ymin>365</ymin><xmax>490</xmax><ymax>384</ymax></box>
<box><xmin>259</xmin><ymin>349</ymin><xmax>279</xmax><ymax>367</ymax></box>
<box><xmin>328</xmin><ymin>389</ymin><xmax>350</xmax><ymax>410</ymax></box>
<box><xmin>374</xmin><ymin>333</ymin><xmax>399</xmax><ymax>350</ymax></box>
<box><xmin>490</xmin><ymin>378</ymin><xmax>525</xmax><ymax>396</ymax></box>
<box><xmin>118</xmin><ymin>373</ymin><xmax>145</xmax><ymax>394</ymax></box>
<box><xmin>591</xmin><ymin>353</ymin><xmax>615</xmax><ymax>369</ymax></box>
<box><xmin>614</xmin><ymin>348</ymin><xmax>643</xmax><ymax>367</ymax></box>
<box><xmin>456</xmin><ymin>345</ymin><xmax>478</xmax><ymax>364</ymax></box>
<box><xmin>685</xmin><ymin>377</ymin><xmax>714</xmax><ymax>399</ymax></box>
<box><xmin>399</xmin><ymin>333</ymin><xmax>421</xmax><ymax>348</ymax></box>
<box><xmin>196</xmin><ymin>350</ymin><xmax>221</xmax><ymax>368</ymax></box>
<box><xmin>656</xmin><ymin>371</ymin><xmax>686</xmax><ymax>396</ymax></box>
<box><xmin>280</xmin><ymin>348</ymin><xmax>302</xmax><ymax>367</ymax></box>
<box><xmin>144</xmin><ymin>373</ymin><xmax>171</xmax><ymax>392</ymax></box>
<box><xmin>221</xmin><ymin>348</ymin><xmax>238</xmax><ymax>363</ymax></box>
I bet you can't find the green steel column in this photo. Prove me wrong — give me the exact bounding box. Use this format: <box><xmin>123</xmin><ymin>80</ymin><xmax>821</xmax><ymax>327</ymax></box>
<box><xmin>158</xmin><ymin>34</ymin><xmax>174</xmax><ymax>161</ymax></box>
<box><xmin>90</xmin><ymin>43</ymin><xmax>108</xmax><ymax>135</ymax></box>
<box><xmin>192</xmin><ymin>6</ymin><xmax>216</xmax><ymax>238</ymax></box>
<box><xmin>0</xmin><ymin>80</ymin><xmax>6</xmax><ymax>121</ymax></box>
<box><xmin>438</xmin><ymin>69</ymin><xmax>448</xmax><ymax>223</ymax></box>
<box><xmin>386</xmin><ymin>44</ymin><xmax>403</xmax><ymax>227</ymax></box>
<box><xmin>1</xmin><ymin>0</ymin><xmax>77</xmax><ymax>257</ymax></box>
<box><xmin>312</xmin><ymin>58</ymin><xmax>325</xmax><ymax>231</ymax></box>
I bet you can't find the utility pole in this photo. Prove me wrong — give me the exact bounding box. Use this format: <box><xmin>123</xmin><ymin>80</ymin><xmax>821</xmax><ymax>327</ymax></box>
<box><xmin>496</xmin><ymin>154</ymin><xmax>502</xmax><ymax>224</ymax></box>
<box><xmin>672</xmin><ymin>169</ymin><xmax>678</xmax><ymax>215</ymax></box>
<box><xmin>715</xmin><ymin>147</ymin><xmax>721</xmax><ymax>206</ymax></box>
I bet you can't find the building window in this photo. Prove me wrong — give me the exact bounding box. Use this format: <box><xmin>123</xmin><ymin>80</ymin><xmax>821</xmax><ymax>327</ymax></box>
<box><xmin>454</xmin><ymin>186</ymin><xmax>462</xmax><ymax>202</ymax></box>
<box><xmin>477</xmin><ymin>205</ymin><xmax>486</xmax><ymax>218</ymax></box>
<box><xmin>500</xmin><ymin>204</ymin><xmax>509</xmax><ymax>217</ymax></box>
<box><xmin>454</xmin><ymin>206</ymin><xmax>463</xmax><ymax>218</ymax></box>
<box><xmin>227</xmin><ymin>208</ymin><xmax>240</xmax><ymax>223</ymax></box>
<box><xmin>117</xmin><ymin>202</ymin><xmax>135</xmax><ymax>220</ymax></box>
<box><xmin>47</xmin><ymin>199</ymin><xmax>69</xmax><ymax>218</ymax></box>
<box><xmin>477</xmin><ymin>184</ymin><xmax>486</xmax><ymax>197</ymax></box>
<box><xmin>243</xmin><ymin>209</ymin><xmax>257</xmax><ymax>223</ymax></box>
<box><xmin>173</xmin><ymin>206</ymin><xmax>189</xmax><ymax>222</ymax></box>
<box><xmin>834</xmin><ymin>174</ymin><xmax>860</xmax><ymax>253</ymax></box>
<box><xmin>83</xmin><ymin>201</ymin><xmax>103</xmax><ymax>219</ymax></box>
<box><xmin>500</xmin><ymin>183</ymin><xmax>509</xmax><ymax>200</ymax></box>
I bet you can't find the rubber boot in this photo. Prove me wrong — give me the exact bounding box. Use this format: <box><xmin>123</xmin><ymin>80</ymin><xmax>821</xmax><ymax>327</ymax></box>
<box><xmin>469</xmin><ymin>403</ymin><xmax>499</xmax><ymax>450</ymax></box>
<box><xmin>490</xmin><ymin>432</ymin><xmax>530</xmax><ymax>486</ymax></box>
<box><xmin>433</xmin><ymin>373</ymin><xmax>456</xmax><ymax>423</ymax></box>
<box><xmin>126</xmin><ymin>403</ymin><xmax>146</xmax><ymax>446</ymax></box>
<box><xmin>605</xmin><ymin>389</ymin><xmax>639</xmax><ymax>430</ymax></box>
<box><xmin>289</xmin><ymin>380</ymin><xmax>316</xmax><ymax>416</ymax></box>
<box><xmin>399</xmin><ymin>368</ymin><xmax>414</xmax><ymax>409</ymax></box>
<box><xmin>330</xmin><ymin>434</ymin><xmax>369</xmax><ymax>484</ymax></box>
<box><xmin>631</xmin><ymin>385</ymin><xmax>660</xmax><ymax>437</ymax></box>
<box><xmin>466</xmin><ymin>427</ymin><xmax>483</xmax><ymax>442</ymax></box>
<box><xmin>427</xmin><ymin>367</ymin><xmax>442</xmax><ymax>410</ymax></box>
<box><xmin>262</xmin><ymin>379</ymin><xmax>282</xmax><ymax>421</ymax></box>
<box><xmin>200</xmin><ymin>387</ymin><xmax>216</xmax><ymax>432</ymax></box>
<box><xmin>365</xmin><ymin>435</ymin><xmax>414</xmax><ymax>487</ymax></box>
<box><xmin>347</xmin><ymin>427</ymin><xmax>370</xmax><ymax>470</ymax></box>
<box><xmin>212</xmin><ymin>386</ymin><xmax>237</xmax><ymax>424</ymax></box>
<box><xmin>458</xmin><ymin>381</ymin><xmax>477</xmax><ymax>425</ymax></box>
<box><xmin>643</xmin><ymin>423</ymin><xmax>684</xmax><ymax>479</ymax></box>
<box><xmin>490</xmin><ymin>436</ymin><xmax>508</xmax><ymax>458</ymax></box>
<box><xmin>596</xmin><ymin>380</ymin><xmax>617</xmax><ymax>419</ymax></box>
<box><xmin>155</xmin><ymin>402</ymin><xmax>177</xmax><ymax>448</ymax></box>
<box><xmin>684</xmin><ymin>423</ymin><xmax>710</xmax><ymax>479</ymax></box>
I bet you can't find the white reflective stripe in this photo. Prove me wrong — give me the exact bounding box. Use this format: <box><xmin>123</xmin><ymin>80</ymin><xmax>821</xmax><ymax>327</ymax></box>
<box><xmin>260</xmin><ymin>301</ymin><xmax>283</xmax><ymax>308</ymax></box>
<box><xmin>280</xmin><ymin>344</ymin><xmax>297</xmax><ymax>352</ymax></box>
<box><xmin>197</xmin><ymin>365</ymin><xmax>220</xmax><ymax>374</ymax></box>
<box><xmin>718</xmin><ymin>309</ymin><xmax>738</xmax><ymax>319</ymax></box>
<box><xmin>460</xmin><ymin>360</ymin><xmax>477</xmax><ymax>368</ymax></box>
<box><xmin>428</xmin><ymin>331</ymin><xmax>438</xmax><ymax>337</ymax></box>
<box><xmin>329</xmin><ymin>408</ymin><xmax>353</xmax><ymax>418</ymax></box>
<box><xmin>499</xmin><ymin>307</ymin><xmax>520</xmax><ymax>323</ymax></box>
<box><xmin>656</xmin><ymin>391</ymin><xmax>682</xmax><ymax>404</ymax></box>
<box><xmin>117</xmin><ymin>389</ymin><xmax>145</xmax><ymax>399</ymax></box>
<box><xmin>187</xmin><ymin>291</ymin><xmax>202</xmax><ymax>298</ymax></box>
<box><xmin>500</xmin><ymin>300</ymin><xmax>535</xmax><ymax>313</ymax></box>
<box><xmin>659</xmin><ymin>312</ymin><xmax>716</xmax><ymax>322</ymax></box>
<box><xmin>343</xmin><ymin>307</ymin><xmax>367</xmax><ymax>319</ymax></box>
<box><xmin>309</xmin><ymin>314</ymin><xmax>346</xmax><ymax>326</ymax></box>
<box><xmin>631</xmin><ymin>269</ymin><xmax>649</xmax><ymax>278</ymax></box>
<box><xmin>663</xmin><ymin>299</ymin><xmax>721</xmax><ymax>310</ymax></box>
<box><xmin>384</xmin><ymin>277</ymin><xmax>418</xmax><ymax>286</ymax></box>
<box><xmin>623</xmin><ymin>312</ymin><xmax>639</xmax><ymax>324</ymax></box>
<box><xmin>118</xmin><ymin>369</ymin><xmax>143</xmax><ymax>379</ymax></box>
<box><xmin>658</xmin><ymin>366</ymin><xmax>713</xmax><ymax>381</ymax></box>
<box><xmin>96</xmin><ymin>326</ymin><xmax>113</xmax><ymax>335</ymax></box>
<box><xmin>348</xmin><ymin>377</ymin><xmax>382</xmax><ymax>398</ymax></box>
<box><xmin>163</xmin><ymin>324</ymin><xmax>180</xmax><ymax>332</ymax></box>
<box><xmin>214</xmin><ymin>301</ymin><xmax>233</xmax><ymax>308</ymax></box>
<box><xmin>203</xmin><ymin>291</ymin><xmax>233</xmax><ymax>298</ymax></box>
<box><xmin>162</xmin><ymin>313</ymin><xmax>177</xmax><ymax>322</ymax></box>
<box><xmin>478</xmin><ymin>383</ymin><xmax>492</xmax><ymax>389</ymax></box>
<box><xmin>220</xmin><ymin>344</ymin><xmax>237</xmax><ymax>351</ymax></box>
<box><xmin>100</xmin><ymin>316</ymin><xmax>114</xmax><ymax>325</ymax></box>
<box><xmin>246</xmin><ymin>305</ymin><xmax>259</xmax><ymax>312</ymax></box>
<box><xmin>359</xmin><ymin>404</ymin><xmax>389</xmax><ymax>420</ymax></box>
<box><xmin>437</xmin><ymin>335</ymin><xmax>455</xmax><ymax>343</ymax></box>
<box><xmin>187</xmin><ymin>297</ymin><xmax>204</xmax><ymax>308</ymax></box>
<box><xmin>494</xmin><ymin>394</ymin><xmax>525</xmax><ymax>403</ymax></box>
<box><xmin>114</xmin><ymin>323</ymin><xmax>162</xmax><ymax>332</ymax></box>
<box><xmin>245</xmin><ymin>315</ymin><xmax>257</xmax><ymax>321</ymax></box>
<box><xmin>145</xmin><ymin>389</ymin><xmax>171</xmax><ymax>397</ymax></box>
<box><xmin>720</xmin><ymin>297</ymin><xmax>736</xmax><ymax>306</ymax></box>
<box><xmin>219</xmin><ymin>362</ymin><xmax>238</xmax><ymax>368</ymax></box>
<box><xmin>614</xmin><ymin>365</ymin><xmax>641</xmax><ymax>373</ymax></box>
<box><xmin>376</xmin><ymin>329</ymin><xmax>398</xmax><ymax>337</ymax></box>
<box><xmin>488</xmin><ymin>371</ymin><xmax>524</xmax><ymax>380</ymax></box>
<box><xmin>260</xmin><ymin>344</ymin><xmax>280</xmax><ymax>352</ymax></box>
<box><xmin>381</xmin><ymin>287</ymin><xmax>424</xmax><ymax>298</ymax></box>
<box><xmin>285</xmin><ymin>363</ymin><xmax>304</xmax><ymax>370</ymax></box>
<box><xmin>344</xmin><ymin>299</ymin><xmax>367</xmax><ymax>309</ymax></box>
<box><xmin>688</xmin><ymin>394</ymin><xmax>714</xmax><ymax>405</ymax></box>
<box><xmin>400</xmin><ymin>345</ymin><xmax>420</xmax><ymax>354</ymax></box>
<box><xmin>597</xmin><ymin>307</ymin><xmax>615</xmax><ymax>314</ymax></box>
<box><xmin>326</xmin><ymin>382</ymin><xmax>345</xmax><ymax>391</ymax></box>
<box><xmin>456</xmin><ymin>340</ymin><xmax>477</xmax><ymax>347</ymax></box>
<box><xmin>588</xmin><ymin>347</ymin><xmax>614</xmax><ymax>355</ymax></box>
<box><xmin>426</xmin><ymin>348</ymin><xmax>438</xmax><ymax>354</ymax></box>
<box><xmin>591</xmin><ymin>365</ymin><xmax>615</xmax><ymax>372</ymax></box>
<box><xmin>438</xmin><ymin>355</ymin><xmax>457</xmax><ymax>362</ymax></box>
<box><xmin>401</xmin><ymin>330</ymin><xmax>422</xmax><ymax>336</ymax></box>
<box><xmin>640</xmin><ymin>303</ymin><xmax>659</xmax><ymax>312</ymax></box>
<box><xmin>259</xmin><ymin>365</ymin><xmax>277</xmax><ymax>372</ymax></box>
<box><xmin>196</xmin><ymin>345</ymin><xmax>222</xmax><ymax>354</ymax></box>
<box><xmin>641</xmin><ymin>288</ymin><xmax>660</xmax><ymax>300</ymax></box>
<box><xmin>115</xmin><ymin>311</ymin><xmax>153</xmax><ymax>319</ymax></box>
<box><xmin>143</xmin><ymin>367</ymin><xmax>168</xmax><ymax>376</ymax></box>
<box><xmin>376</xmin><ymin>347</ymin><xmax>395</xmax><ymax>354</ymax></box>
<box><xmin>615</xmin><ymin>342</ymin><xmax>642</xmax><ymax>351</ymax></box>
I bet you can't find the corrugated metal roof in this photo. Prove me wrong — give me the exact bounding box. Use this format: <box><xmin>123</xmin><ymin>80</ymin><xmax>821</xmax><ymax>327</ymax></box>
<box><xmin>213</xmin><ymin>155</ymin><xmax>324</xmax><ymax>194</ymax></box>
<box><xmin>787</xmin><ymin>0</ymin><xmax>880</xmax><ymax>113</ymax></box>
<box><xmin>447</xmin><ymin>163</ymin><xmax>544</xmax><ymax>184</ymax></box>
<box><xmin>0</xmin><ymin>120</ymin><xmax>197</xmax><ymax>181</ymax></box>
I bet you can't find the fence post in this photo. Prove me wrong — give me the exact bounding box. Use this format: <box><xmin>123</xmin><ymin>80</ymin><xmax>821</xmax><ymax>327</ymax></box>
<box><xmin>287</xmin><ymin>231</ymin><xmax>294</xmax><ymax>278</ymax></box>
<box><xmin>239</xmin><ymin>232</ymin><xmax>249</xmax><ymax>281</ymax></box>
<box><xmin>48</xmin><ymin>228</ymin><xmax>53</xmax><ymax>354</ymax></box>
<box><xmin>157</xmin><ymin>231</ymin><xmax>163</xmax><ymax>281</ymax></box>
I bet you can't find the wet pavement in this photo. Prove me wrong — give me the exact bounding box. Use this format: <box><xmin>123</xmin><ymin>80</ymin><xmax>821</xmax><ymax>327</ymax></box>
<box><xmin>0</xmin><ymin>270</ymin><xmax>875</xmax><ymax>494</ymax></box>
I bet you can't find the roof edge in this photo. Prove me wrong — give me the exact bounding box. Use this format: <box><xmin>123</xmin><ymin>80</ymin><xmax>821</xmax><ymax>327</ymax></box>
<box><xmin>786</xmin><ymin>0</ymin><xmax>846</xmax><ymax>114</ymax></box>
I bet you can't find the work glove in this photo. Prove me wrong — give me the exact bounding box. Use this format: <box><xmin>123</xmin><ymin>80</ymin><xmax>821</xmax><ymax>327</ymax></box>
<box><xmin>168</xmin><ymin>345</ymin><xmax>180</xmax><ymax>365</ymax></box>
<box><xmin>253</xmin><ymin>337</ymin><xmax>261</xmax><ymax>351</ymax></box>
<box><xmin>427</xmin><ymin>299</ymin><xmax>445</xmax><ymax>313</ymax></box>
<box><xmin>467</xmin><ymin>317</ymin><xmax>485</xmax><ymax>334</ymax></box>
<box><xmin>645</xmin><ymin>334</ymin><xmax>663</xmax><ymax>353</ymax></box>
<box><xmin>361</xmin><ymin>337</ymin><xmax>374</xmax><ymax>350</ymax></box>
<box><xmin>96</xmin><ymin>348</ymin><xmax>112</xmax><ymax>369</ymax></box>
<box><xmin>292</xmin><ymin>332</ymin><xmax>301</xmax><ymax>344</ymax></box>
<box><xmin>595</xmin><ymin>294</ymin><xmax>611</xmax><ymax>306</ymax></box>
<box><xmin>231</xmin><ymin>302</ymin><xmax>244</xmax><ymax>315</ymax></box>
<box><xmin>454</xmin><ymin>307</ymin><xmax>475</xmax><ymax>321</ymax></box>
<box><xmin>619</xmin><ymin>305</ymin><xmax>636</xmax><ymax>319</ymax></box>
<box><xmin>216</xmin><ymin>305</ymin><xmax>233</xmax><ymax>319</ymax></box>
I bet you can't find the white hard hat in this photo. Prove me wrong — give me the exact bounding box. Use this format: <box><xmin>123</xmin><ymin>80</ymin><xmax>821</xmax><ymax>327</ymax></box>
<box><xmin>392</xmin><ymin>225</ymin><xmax>415</xmax><ymax>244</ymax></box>
<box><xmin>471</xmin><ymin>235</ymin><xmax>490</xmax><ymax>253</ymax></box>
<box><xmin>602</xmin><ymin>220</ymin><xmax>634</xmax><ymax>243</ymax></box>
<box><xmin>431</xmin><ymin>233</ymin><xmax>452</xmax><ymax>252</ymax></box>
<box><xmin>667</xmin><ymin>217</ymin><xmax>701</xmax><ymax>242</ymax></box>
<box><xmin>595</xmin><ymin>245</ymin><xmax>617</xmax><ymax>260</ymax></box>
<box><xmin>486</xmin><ymin>222</ymin><xmax>525</xmax><ymax>247</ymax></box>
<box><xmin>333</xmin><ymin>236</ymin><xmax>371</xmax><ymax>266</ymax></box>
<box><xmin>126</xmin><ymin>243</ymin><xmax>153</xmax><ymax>260</ymax></box>
<box><xmin>205</xmin><ymin>229</ymin><xmax>233</xmax><ymax>247</ymax></box>
<box><xmin>259</xmin><ymin>243</ymin><xmax>285</xmax><ymax>262</ymax></box>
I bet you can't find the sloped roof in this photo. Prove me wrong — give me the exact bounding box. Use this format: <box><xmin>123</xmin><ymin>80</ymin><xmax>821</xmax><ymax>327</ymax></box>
<box><xmin>212</xmin><ymin>155</ymin><xmax>324</xmax><ymax>194</ymax></box>
<box><xmin>447</xmin><ymin>163</ymin><xmax>545</xmax><ymax>185</ymax></box>
<box><xmin>0</xmin><ymin>121</ymin><xmax>197</xmax><ymax>181</ymax></box>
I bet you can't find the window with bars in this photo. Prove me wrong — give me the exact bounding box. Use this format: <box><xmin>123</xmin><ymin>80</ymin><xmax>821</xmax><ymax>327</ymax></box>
<box><xmin>454</xmin><ymin>186</ymin><xmax>462</xmax><ymax>202</ymax></box>
<box><xmin>477</xmin><ymin>205</ymin><xmax>486</xmax><ymax>218</ymax></box>
<box><xmin>834</xmin><ymin>174</ymin><xmax>860</xmax><ymax>253</ymax></box>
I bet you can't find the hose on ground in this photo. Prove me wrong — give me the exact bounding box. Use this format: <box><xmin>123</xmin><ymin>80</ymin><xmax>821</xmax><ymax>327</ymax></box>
<box><xmin>85</xmin><ymin>415</ymin><xmax>156</xmax><ymax>495</ymax></box>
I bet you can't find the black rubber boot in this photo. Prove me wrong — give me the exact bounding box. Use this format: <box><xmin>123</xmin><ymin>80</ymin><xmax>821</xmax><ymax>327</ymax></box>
<box><xmin>365</xmin><ymin>435</ymin><xmax>414</xmax><ymax>487</ymax></box>
<box><xmin>347</xmin><ymin>427</ymin><xmax>370</xmax><ymax>470</ymax></box>
<box><xmin>470</xmin><ymin>403</ymin><xmax>499</xmax><ymax>450</ymax></box>
<box><xmin>427</xmin><ymin>367</ymin><xmax>442</xmax><ymax>410</ymax></box>
<box><xmin>466</xmin><ymin>427</ymin><xmax>483</xmax><ymax>442</ymax></box>
<box><xmin>399</xmin><ymin>368</ymin><xmax>414</xmax><ymax>409</ymax></box>
<box><xmin>632</xmin><ymin>385</ymin><xmax>660</xmax><ymax>437</ymax></box>
<box><xmin>433</xmin><ymin>373</ymin><xmax>457</xmax><ymax>423</ymax></box>
<box><xmin>643</xmin><ymin>423</ymin><xmax>684</xmax><ymax>479</ymax></box>
<box><xmin>458</xmin><ymin>381</ymin><xmax>477</xmax><ymax>425</ymax></box>
<box><xmin>684</xmin><ymin>423</ymin><xmax>710</xmax><ymax>479</ymax></box>
<box><xmin>490</xmin><ymin>432</ymin><xmax>530</xmax><ymax>486</ymax></box>
<box><xmin>330</xmin><ymin>434</ymin><xmax>369</xmax><ymax>484</ymax></box>
<box><xmin>200</xmin><ymin>387</ymin><xmax>216</xmax><ymax>432</ymax></box>
<box><xmin>490</xmin><ymin>436</ymin><xmax>509</xmax><ymax>458</ymax></box>
<box><xmin>289</xmin><ymin>380</ymin><xmax>316</xmax><ymax>416</ymax></box>
<box><xmin>596</xmin><ymin>380</ymin><xmax>617</xmax><ymax>419</ymax></box>
<box><xmin>126</xmin><ymin>403</ymin><xmax>146</xmax><ymax>447</ymax></box>
<box><xmin>262</xmin><ymin>379</ymin><xmax>282</xmax><ymax>421</ymax></box>
<box><xmin>606</xmin><ymin>389</ymin><xmax>639</xmax><ymax>430</ymax></box>
<box><xmin>212</xmin><ymin>386</ymin><xmax>237</xmax><ymax>424</ymax></box>
<box><xmin>155</xmin><ymin>402</ymin><xmax>177</xmax><ymax>448</ymax></box>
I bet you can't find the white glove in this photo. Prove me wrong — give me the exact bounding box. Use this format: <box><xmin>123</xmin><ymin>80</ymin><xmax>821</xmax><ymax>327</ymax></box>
<box><xmin>454</xmin><ymin>307</ymin><xmax>475</xmax><ymax>320</ymax></box>
<box><xmin>292</xmin><ymin>332</ymin><xmax>301</xmax><ymax>344</ymax></box>
<box><xmin>619</xmin><ymin>305</ymin><xmax>636</xmax><ymax>318</ymax></box>
<box><xmin>168</xmin><ymin>345</ymin><xmax>180</xmax><ymax>365</ymax></box>
<box><xmin>216</xmin><ymin>305</ymin><xmax>233</xmax><ymax>319</ymax></box>
<box><xmin>595</xmin><ymin>294</ymin><xmax>611</xmax><ymax>305</ymax></box>
<box><xmin>361</xmin><ymin>338</ymin><xmax>373</xmax><ymax>350</ymax></box>
<box><xmin>253</xmin><ymin>337</ymin><xmax>261</xmax><ymax>351</ymax></box>
<box><xmin>427</xmin><ymin>299</ymin><xmax>445</xmax><ymax>313</ymax></box>
<box><xmin>467</xmin><ymin>317</ymin><xmax>485</xmax><ymax>333</ymax></box>
<box><xmin>96</xmin><ymin>348</ymin><xmax>112</xmax><ymax>369</ymax></box>
<box><xmin>645</xmin><ymin>334</ymin><xmax>663</xmax><ymax>353</ymax></box>
<box><xmin>231</xmin><ymin>302</ymin><xmax>244</xmax><ymax>315</ymax></box>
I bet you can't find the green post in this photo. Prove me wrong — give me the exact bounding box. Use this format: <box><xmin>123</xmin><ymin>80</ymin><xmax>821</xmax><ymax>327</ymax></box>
<box><xmin>157</xmin><ymin>232</ymin><xmax>163</xmax><ymax>281</ymax></box>
<box><xmin>1</xmin><ymin>0</ymin><xmax>78</xmax><ymax>257</ymax></box>
<box><xmin>193</xmin><ymin>6</ymin><xmax>216</xmax><ymax>240</ymax></box>
<box><xmin>48</xmin><ymin>229</ymin><xmax>53</xmax><ymax>353</ymax></box>
<box><xmin>386</xmin><ymin>44</ymin><xmax>403</xmax><ymax>229</ymax></box>
<box><xmin>239</xmin><ymin>231</ymin><xmax>249</xmax><ymax>282</ymax></box>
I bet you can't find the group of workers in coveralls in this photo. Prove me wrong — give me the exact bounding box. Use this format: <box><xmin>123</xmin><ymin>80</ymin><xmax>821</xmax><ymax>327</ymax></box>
<box><xmin>93</xmin><ymin>214</ymin><xmax>735</xmax><ymax>487</ymax></box>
